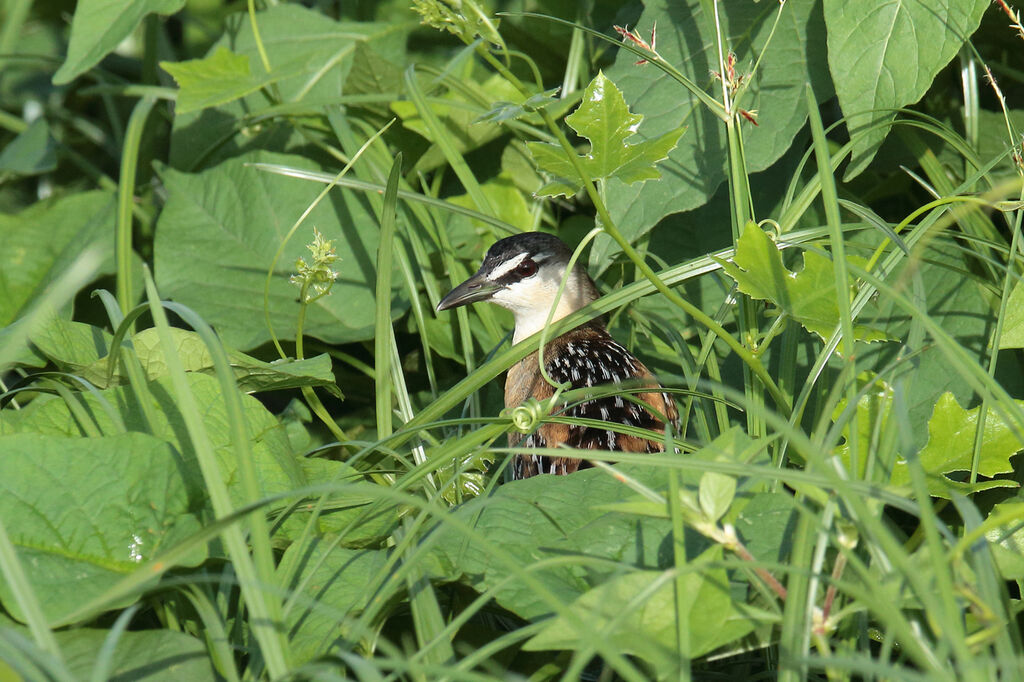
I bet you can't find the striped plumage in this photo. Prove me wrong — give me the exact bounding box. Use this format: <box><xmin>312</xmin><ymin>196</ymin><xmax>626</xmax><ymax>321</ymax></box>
<box><xmin>437</xmin><ymin>233</ymin><xmax>678</xmax><ymax>480</ymax></box>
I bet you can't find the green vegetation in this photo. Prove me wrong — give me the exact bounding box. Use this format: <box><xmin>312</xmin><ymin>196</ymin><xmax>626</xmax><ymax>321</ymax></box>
<box><xmin>2</xmin><ymin>0</ymin><xmax>1024</xmax><ymax>679</ymax></box>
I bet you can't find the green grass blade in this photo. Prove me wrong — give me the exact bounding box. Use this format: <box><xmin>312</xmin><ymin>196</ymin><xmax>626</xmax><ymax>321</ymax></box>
<box><xmin>375</xmin><ymin>153</ymin><xmax>403</xmax><ymax>441</ymax></box>
<box><xmin>142</xmin><ymin>271</ymin><xmax>291</xmax><ymax>675</ymax></box>
<box><xmin>115</xmin><ymin>96</ymin><xmax>156</xmax><ymax>318</ymax></box>
<box><xmin>0</xmin><ymin>519</ymin><xmax>69</xmax><ymax>677</ymax></box>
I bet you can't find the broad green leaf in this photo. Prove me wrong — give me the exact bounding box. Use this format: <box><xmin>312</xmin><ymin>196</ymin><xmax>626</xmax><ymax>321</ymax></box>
<box><xmin>0</xmin><ymin>433</ymin><xmax>205</xmax><ymax>623</ymax></box>
<box><xmin>733</xmin><ymin>492</ymin><xmax>797</xmax><ymax>564</ymax></box>
<box><xmin>596</xmin><ymin>0</ymin><xmax>831</xmax><ymax>266</ymax></box>
<box><xmin>29</xmin><ymin>320</ymin><xmax>339</xmax><ymax>395</ymax></box>
<box><xmin>168</xmin><ymin>5</ymin><xmax>406</xmax><ymax>170</ymax></box>
<box><xmin>446</xmin><ymin>175</ymin><xmax>533</xmax><ymax>231</ymax></box>
<box><xmin>29</xmin><ymin>316</ymin><xmax>113</xmax><ymax>370</ymax></box>
<box><xmin>288</xmin><ymin>457</ymin><xmax>400</xmax><ymax>546</ymax></box>
<box><xmin>833</xmin><ymin>381</ymin><xmax>1020</xmax><ymax>490</ymax></box>
<box><xmin>833</xmin><ymin>376</ymin><xmax>1021</xmax><ymax>495</ymax></box>
<box><xmin>53</xmin><ymin>0</ymin><xmax>185</xmax><ymax>84</ymax></box>
<box><xmin>714</xmin><ymin>224</ymin><xmax>889</xmax><ymax>343</ymax></box>
<box><xmin>58</xmin><ymin>629</ymin><xmax>215</xmax><ymax>681</ymax></box>
<box><xmin>153</xmin><ymin>150</ymin><xmax>407</xmax><ymax>350</ymax></box>
<box><xmin>0</xmin><ymin>190</ymin><xmax>116</xmax><ymax>327</ymax></box>
<box><xmin>0</xmin><ymin>118</ymin><xmax>56</xmax><ymax>175</ymax></box>
<box><xmin>823</xmin><ymin>0</ymin><xmax>988</xmax><ymax>178</ymax></box>
<box><xmin>698</xmin><ymin>471</ymin><xmax>736</xmax><ymax>523</ymax></box>
<box><xmin>527</xmin><ymin>71</ymin><xmax>684</xmax><ymax>198</ymax></box>
<box><xmin>161</xmin><ymin>47</ymin><xmax>283</xmax><ymax>115</ymax></box>
<box><xmin>524</xmin><ymin>555</ymin><xmax>755</xmax><ymax>660</ymax></box>
<box><xmin>0</xmin><ymin>373</ymin><xmax>306</xmax><ymax>508</ymax></box>
<box><xmin>344</xmin><ymin>41</ymin><xmax>405</xmax><ymax>119</ymax></box>
<box><xmin>999</xmin><ymin>277</ymin><xmax>1024</xmax><ymax>350</ymax></box>
<box><xmin>90</xmin><ymin>328</ymin><xmax>341</xmax><ymax>396</ymax></box>
<box><xmin>279</xmin><ymin>539</ymin><xmax>390</xmax><ymax>664</ymax></box>
<box><xmin>433</xmin><ymin>429</ymin><xmax>759</xmax><ymax>622</ymax></box>
<box><xmin>434</xmin><ymin>464</ymin><xmax>680</xmax><ymax>621</ymax></box>
<box><xmin>891</xmin><ymin>392</ymin><xmax>1024</xmax><ymax>487</ymax></box>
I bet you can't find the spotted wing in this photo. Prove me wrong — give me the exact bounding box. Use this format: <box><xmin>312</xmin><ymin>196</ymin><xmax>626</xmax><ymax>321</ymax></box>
<box><xmin>512</xmin><ymin>335</ymin><xmax>677</xmax><ymax>480</ymax></box>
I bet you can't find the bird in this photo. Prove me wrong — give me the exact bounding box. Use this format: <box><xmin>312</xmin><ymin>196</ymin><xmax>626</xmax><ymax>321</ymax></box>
<box><xmin>436</xmin><ymin>232</ymin><xmax>679</xmax><ymax>480</ymax></box>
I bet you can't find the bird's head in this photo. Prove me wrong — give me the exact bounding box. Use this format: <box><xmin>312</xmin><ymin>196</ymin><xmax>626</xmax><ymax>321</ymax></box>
<box><xmin>436</xmin><ymin>233</ymin><xmax>599</xmax><ymax>343</ymax></box>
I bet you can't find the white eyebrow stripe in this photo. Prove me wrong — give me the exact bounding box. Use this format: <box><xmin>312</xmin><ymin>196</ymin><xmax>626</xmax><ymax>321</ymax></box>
<box><xmin>488</xmin><ymin>252</ymin><xmax>528</xmax><ymax>279</ymax></box>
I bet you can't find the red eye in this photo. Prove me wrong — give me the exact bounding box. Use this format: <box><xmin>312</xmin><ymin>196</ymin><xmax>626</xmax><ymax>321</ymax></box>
<box><xmin>515</xmin><ymin>259</ymin><xmax>538</xmax><ymax>277</ymax></box>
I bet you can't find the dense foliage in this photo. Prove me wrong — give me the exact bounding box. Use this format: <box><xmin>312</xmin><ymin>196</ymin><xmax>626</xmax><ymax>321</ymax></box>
<box><xmin>2</xmin><ymin>0</ymin><xmax>1024</xmax><ymax>679</ymax></box>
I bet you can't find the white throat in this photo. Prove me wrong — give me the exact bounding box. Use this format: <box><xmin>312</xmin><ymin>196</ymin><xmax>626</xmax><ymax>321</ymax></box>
<box><xmin>510</xmin><ymin>294</ymin><xmax>585</xmax><ymax>344</ymax></box>
<box><xmin>489</xmin><ymin>268</ymin><xmax>594</xmax><ymax>344</ymax></box>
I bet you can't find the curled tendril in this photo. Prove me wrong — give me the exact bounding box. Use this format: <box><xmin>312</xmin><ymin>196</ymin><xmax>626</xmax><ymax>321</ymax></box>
<box><xmin>507</xmin><ymin>383</ymin><xmax>569</xmax><ymax>433</ymax></box>
<box><xmin>509</xmin><ymin>398</ymin><xmax>547</xmax><ymax>433</ymax></box>
<box><xmin>758</xmin><ymin>219</ymin><xmax>783</xmax><ymax>240</ymax></box>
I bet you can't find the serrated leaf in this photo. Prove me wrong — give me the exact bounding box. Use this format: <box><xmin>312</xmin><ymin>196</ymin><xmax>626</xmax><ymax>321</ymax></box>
<box><xmin>714</xmin><ymin>224</ymin><xmax>889</xmax><ymax>343</ymax></box>
<box><xmin>595</xmin><ymin>0</ymin><xmax>832</xmax><ymax>267</ymax></box>
<box><xmin>53</xmin><ymin>0</ymin><xmax>185</xmax><ymax>84</ymax></box>
<box><xmin>161</xmin><ymin>47</ymin><xmax>281</xmax><ymax>115</ymax></box>
<box><xmin>528</xmin><ymin>71</ymin><xmax>684</xmax><ymax>198</ymax></box>
<box><xmin>891</xmin><ymin>393</ymin><xmax>1024</xmax><ymax>487</ymax></box>
<box><xmin>834</xmin><ymin>382</ymin><xmax>1024</xmax><ymax>496</ymax></box>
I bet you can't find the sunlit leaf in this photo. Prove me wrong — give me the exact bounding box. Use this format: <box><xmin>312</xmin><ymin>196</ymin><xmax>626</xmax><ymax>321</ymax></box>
<box><xmin>161</xmin><ymin>47</ymin><xmax>285</xmax><ymax>115</ymax></box>
<box><xmin>527</xmin><ymin>71</ymin><xmax>684</xmax><ymax>198</ymax></box>
<box><xmin>714</xmin><ymin>224</ymin><xmax>889</xmax><ymax>343</ymax></box>
<box><xmin>891</xmin><ymin>392</ymin><xmax>1024</xmax><ymax>487</ymax></box>
<box><xmin>823</xmin><ymin>0</ymin><xmax>988</xmax><ymax>178</ymax></box>
<box><xmin>698</xmin><ymin>471</ymin><xmax>736</xmax><ymax>523</ymax></box>
<box><xmin>30</xmin><ymin>319</ymin><xmax>339</xmax><ymax>396</ymax></box>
